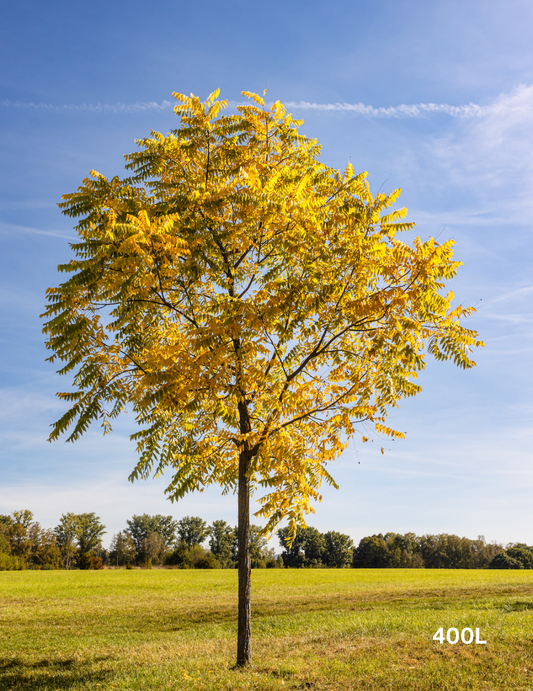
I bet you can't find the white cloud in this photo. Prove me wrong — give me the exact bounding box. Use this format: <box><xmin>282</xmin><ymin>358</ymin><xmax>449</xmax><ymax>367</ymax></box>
<box><xmin>428</xmin><ymin>85</ymin><xmax>533</xmax><ymax>194</ymax></box>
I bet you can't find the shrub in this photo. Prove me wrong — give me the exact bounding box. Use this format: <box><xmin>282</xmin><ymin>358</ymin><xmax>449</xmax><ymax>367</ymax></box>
<box><xmin>89</xmin><ymin>556</ymin><xmax>104</xmax><ymax>570</ymax></box>
<box><xmin>0</xmin><ymin>552</ymin><xmax>26</xmax><ymax>570</ymax></box>
<box><xmin>195</xmin><ymin>553</ymin><xmax>221</xmax><ymax>569</ymax></box>
<box><xmin>266</xmin><ymin>555</ymin><xmax>283</xmax><ymax>568</ymax></box>
<box><xmin>164</xmin><ymin>542</ymin><xmax>193</xmax><ymax>568</ymax></box>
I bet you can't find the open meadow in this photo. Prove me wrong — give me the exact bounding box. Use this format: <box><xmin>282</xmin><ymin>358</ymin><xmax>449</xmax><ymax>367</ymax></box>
<box><xmin>1</xmin><ymin>569</ymin><xmax>533</xmax><ymax>690</ymax></box>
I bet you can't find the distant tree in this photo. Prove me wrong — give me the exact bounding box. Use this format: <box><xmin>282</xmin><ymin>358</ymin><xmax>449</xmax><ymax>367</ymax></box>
<box><xmin>506</xmin><ymin>547</ymin><xmax>533</xmax><ymax>569</ymax></box>
<box><xmin>142</xmin><ymin>532</ymin><xmax>167</xmax><ymax>565</ymax></box>
<box><xmin>177</xmin><ymin>516</ymin><xmax>210</xmax><ymax>549</ymax></box>
<box><xmin>0</xmin><ymin>553</ymin><xmax>26</xmax><ymax>571</ymax></box>
<box><xmin>74</xmin><ymin>513</ymin><xmax>106</xmax><ymax>569</ymax></box>
<box><xmin>382</xmin><ymin>532</ymin><xmax>424</xmax><ymax>568</ymax></box>
<box><xmin>5</xmin><ymin>510</ymin><xmax>35</xmax><ymax>564</ymax></box>
<box><xmin>126</xmin><ymin>514</ymin><xmax>178</xmax><ymax>557</ymax></box>
<box><xmin>278</xmin><ymin>526</ymin><xmax>325</xmax><ymax>567</ymax></box>
<box><xmin>54</xmin><ymin>513</ymin><xmax>79</xmax><ymax>569</ymax></box>
<box><xmin>511</xmin><ymin>543</ymin><xmax>533</xmax><ymax>553</ymax></box>
<box><xmin>469</xmin><ymin>535</ymin><xmax>503</xmax><ymax>568</ymax></box>
<box><xmin>300</xmin><ymin>528</ymin><xmax>327</xmax><ymax>567</ymax></box>
<box><xmin>263</xmin><ymin>547</ymin><xmax>283</xmax><ymax>568</ymax></box>
<box><xmin>323</xmin><ymin>531</ymin><xmax>354</xmax><ymax>568</ymax></box>
<box><xmin>353</xmin><ymin>532</ymin><xmax>502</xmax><ymax>569</ymax></box>
<box><xmin>0</xmin><ymin>519</ymin><xmax>27</xmax><ymax>571</ymax></box>
<box><xmin>277</xmin><ymin>527</ymin><xmax>303</xmax><ymax>568</ymax></box>
<box><xmin>165</xmin><ymin>541</ymin><xmax>193</xmax><ymax>568</ymax></box>
<box><xmin>489</xmin><ymin>552</ymin><xmax>524</xmax><ymax>570</ymax></box>
<box><xmin>27</xmin><ymin>525</ymin><xmax>61</xmax><ymax>569</ymax></box>
<box><xmin>353</xmin><ymin>535</ymin><xmax>391</xmax><ymax>568</ymax></box>
<box><xmin>109</xmin><ymin>531</ymin><xmax>137</xmax><ymax>566</ymax></box>
<box><xmin>278</xmin><ymin>526</ymin><xmax>327</xmax><ymax>568</ymax></box>
<box><xmin>55</xmin><ymin>512</ymin><xmax>106</xmax><ymax>569</ymax></box>
<box><xmin>0</xmin><ymin>530</ymin><xmax>9</xmax><ymax>555</ymax></box>
<box><xmin>249</xmin><ymin>525</ymin><xmax>269</xmax><ymax>568</ymax></box>
<box><xmin>418</xmin><ymin>534</ymin><xmax>478</xmax><ymax>569</ymax></box>
<box><xmin>0</xmin><ymin>510</ymin><xmax>61</xmax><ymax>569</ymax></box>
<box><xmin>209</xmin><ymin>520</ymin><xmax>236</xmax><ymax>568</ymax></box>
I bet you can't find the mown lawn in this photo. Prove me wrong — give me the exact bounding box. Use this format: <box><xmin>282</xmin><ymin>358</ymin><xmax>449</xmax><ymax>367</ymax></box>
<box><xmin>1</xmin><ymin>568</ymin><xmax>533</xmax><ymax>690</ymax></box>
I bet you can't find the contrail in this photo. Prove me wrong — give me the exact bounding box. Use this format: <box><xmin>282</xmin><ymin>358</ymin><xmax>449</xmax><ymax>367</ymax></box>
<box><xmin>281</xmin><ymin>101</ymin><xmax>487</xmax><ymax>117</ymax></box>
<box><xmin>0</xmin><ymin>100</ymin><xmax>173</xmax><ymax>114</ymax></box>
<box><xmin>0</xmin><ymin>96</ymin><xmax>524</xmax><ymax>118</ymax></box>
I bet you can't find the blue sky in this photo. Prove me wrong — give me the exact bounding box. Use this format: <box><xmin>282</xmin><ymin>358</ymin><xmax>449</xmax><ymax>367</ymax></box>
<box><xmin>1</xmin><ymin>0</ymin><xmax>532</xmax><ymax>549</ymax></box>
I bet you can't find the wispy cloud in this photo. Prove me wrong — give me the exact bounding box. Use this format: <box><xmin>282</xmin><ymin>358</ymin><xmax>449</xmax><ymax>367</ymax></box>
<box><xmin>489</xmin><ymin>285</ymin><xmax>533</xmax><ymax>304</ymax></box>
<box><xmin>283</xmin><ymin>101</ymin><xmax>486</xmax><ymax>118</ymax></box>
<box><xmin>1</xmin><ymin>99</ymin><xmax>173</xmax><ymax>114</ymax></box>
<box><xmin>429</xmin><ymin>85</ymin><xmax>533</xmax><ymax>184</ymax></box>
<box><xmin>0</xmin><ymin>200</ymin><xmax>57</xmax><ymax>211</ymax></box>
<box><xmin>4</xmin><ymin>87</ymin><xmax>533</xmax><ymax>119</ymax></box>
<box><xmin>0</xmin><ymin>221</ymin><xmax>75</xmax><ymax>240</ymax></box>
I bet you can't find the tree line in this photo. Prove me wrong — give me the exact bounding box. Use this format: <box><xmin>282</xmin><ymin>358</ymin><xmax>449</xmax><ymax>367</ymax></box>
<box><xmin>0</xmin><ymin>510</ymin><xmax>281</xmax><ymax>570</ymax></box>
<box><xmin>1</xmin><ymin>511</ymin><xmax>528</xmax><ymax>570</ymax></box>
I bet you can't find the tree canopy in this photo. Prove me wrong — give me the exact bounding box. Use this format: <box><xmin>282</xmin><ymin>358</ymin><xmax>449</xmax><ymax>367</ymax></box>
<box><xmin>176</xmin><ymin>515</ymin><xmax>210</xmax><ymax>548</ymax></box>
<box><xmin>126</xmin><ymin>513</ymin><xmax>178</xmax><ymax>552</ymax></box>
<box><xmin>43</xmin><ymin>88</ymin><xmax>481</xmax><ymax>533</ymax></box>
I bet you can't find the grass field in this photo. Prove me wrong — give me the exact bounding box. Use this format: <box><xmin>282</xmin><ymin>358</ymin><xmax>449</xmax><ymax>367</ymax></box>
<box><xmin>1</xmin><ymin>568</ymin><xmax>533</xmax><ymax>690</ymax></box>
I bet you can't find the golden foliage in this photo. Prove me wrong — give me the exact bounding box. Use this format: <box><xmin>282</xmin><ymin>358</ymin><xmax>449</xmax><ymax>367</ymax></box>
<box><xmin>42</xmin><ymin>90</ymin><xmax>483</xmax><ymax>536</ymax></box>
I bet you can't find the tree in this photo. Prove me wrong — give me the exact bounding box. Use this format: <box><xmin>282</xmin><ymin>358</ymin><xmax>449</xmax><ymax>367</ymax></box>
<box><xmin>110</xmin><ymin>531</ymin><xmax>137</xmax><ymax>566</ymax></box>
<box><xmin>489</xmin><ymin>552</ymin><xmax>524</xmax><ymax>570</ymax></box>
<box><xmin>249</xmin><ymin>525</ymin><xmax>269</xmax><ymax>567</ymax></box>
<box><xmin>54</xmin><ymin>512</ymin><xmax>106</xmax><ymax>569</ymax></box>
<box><xmin>176</xmin><ymin>516</ymin><xmax>210</xmax><ymax>548</ymax></box>
<box><xmin>352</xmin><ymin>535</ymin><xmax>391</xmax><ymax>568</ymax></box>
<box><xmin>278</xmin><ymin>526</ymin><xmax>326</xmax><ymax>567</ymax></box>
<box><xmin>54</xmin><ymin>513</ymin><xmax>79</xmax><ymax>570</ymax></box>
<box><xmin>323</xmin><ymin>530</ymin><xmax>353</xmax><ymax>568</ymax></box>
<box><xmin>27</xmin><ymin>524</ymin><xmax>62</xmax><ymax>569</ymax></box>
<box><xmin>126</xmin><ymin>514</ymin><xmax>178</xmax><ymax>558</ymax></box>
<box><xmin>209</xmin><ymin>520</ymin><xmax>235</xmax><ymax>568</ymax></box>
<box><xmin>3</xmin><ymin>510</ymin><xmax>35</xmax><ymax>565</ymax></box>
<box><xmin>142</xmin><ymin>532</ymin><xmax>167</xmax><ymax>565</ymax></box>
<box><xmin>382</xmin><ymin>532</ymin><xmax>424</xmax><ymax>568</ymax></box>
<box><xmin>505</xmin><ymin>547</ymin><xmax>533</xmax><ymax>569</ymax></box>
<box><xmin>0</xmin><ymin>526</ymin><xmax>26</xmax><ymax>571</ymax></box>
<box><xmin>73</xmin><ymin>513</ymin><xmax>106</xmax><ymax>569</ymax></box>
<box><xmin>43</xmin><ymin>89</ymin><xmax>483</xmax><ymax>665</ymax></box>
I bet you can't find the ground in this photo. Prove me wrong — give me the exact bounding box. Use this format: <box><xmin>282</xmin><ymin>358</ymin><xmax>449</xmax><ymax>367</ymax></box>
<box><xmin>1</xmin><ymin>569</ymin><xmax>532</xmax><ymax>689</ymax></box>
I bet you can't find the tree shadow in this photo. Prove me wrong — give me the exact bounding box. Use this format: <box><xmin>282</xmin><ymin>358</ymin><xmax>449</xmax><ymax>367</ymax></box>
<box><xmin>0</xmin><ymin>655</ymin><xmax>114</xmax><ymax>690</ymax></box>
<box><xmin>502</xmin><ymin>600</ymin><xmax>533</xmax><ymax>612</ymax></box>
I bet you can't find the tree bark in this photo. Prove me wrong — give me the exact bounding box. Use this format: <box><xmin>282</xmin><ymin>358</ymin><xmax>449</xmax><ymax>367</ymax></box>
<box><xmin>236</xmin><ymin>448</ymin><xmax>252</xmax><ymax>666</ymax></box>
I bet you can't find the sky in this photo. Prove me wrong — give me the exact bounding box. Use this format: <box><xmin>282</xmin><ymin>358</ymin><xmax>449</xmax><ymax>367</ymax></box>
<box><xmin>0</xmin><ymin>0</ymin><xmax>532</xmax><ymax>549</ymax></box>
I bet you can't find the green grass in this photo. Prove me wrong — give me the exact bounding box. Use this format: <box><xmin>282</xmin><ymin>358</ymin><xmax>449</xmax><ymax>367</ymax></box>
<box><xmin>2</xmin><ymin>568</ymin><xmax>533</xmax><ymax>690</ymax></box>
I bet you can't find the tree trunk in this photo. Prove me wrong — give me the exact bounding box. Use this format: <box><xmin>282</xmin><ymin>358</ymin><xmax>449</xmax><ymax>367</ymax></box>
<box><xmin>236</xmin><ymin>449</ymin><xmax>252</xmax><ymax>666</ymax></box>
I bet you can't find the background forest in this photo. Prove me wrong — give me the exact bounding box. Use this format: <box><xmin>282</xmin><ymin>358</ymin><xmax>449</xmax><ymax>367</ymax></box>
<box><xmin>1</xmin><ymin>510</ymin><xmax>530</xmax><ymax>571</ymax></box>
